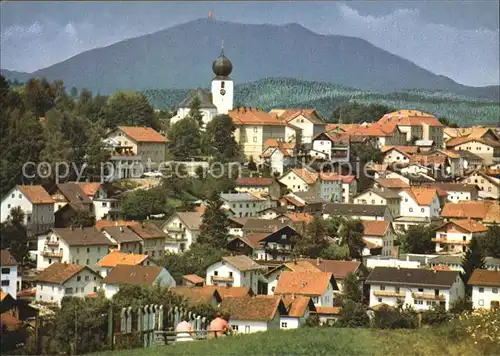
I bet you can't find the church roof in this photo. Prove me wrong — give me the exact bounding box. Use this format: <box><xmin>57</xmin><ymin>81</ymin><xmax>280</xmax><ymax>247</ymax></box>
<box><xmin>178</xmin><ymin>88</ymin><xmax>217</xmax><ymax>109</ymax></box>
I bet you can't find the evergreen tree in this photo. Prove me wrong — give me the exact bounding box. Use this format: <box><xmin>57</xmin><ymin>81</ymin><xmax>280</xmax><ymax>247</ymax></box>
<box><xmin>400</xmin><ymin>224</ymin><xmax>435</xmax><ymax>254</ymax></box>
<box><xmin>105</xmin><ymin>91</ymin><xmax>158</xmax><ymax>129</ymax></box>
<box><xmin>293</xmin><ymin>216</ymin><xmax>329</xmax><ymax>258</ymax></box>
<box><xmin>204</xmin><ymin>114</ymin><xmax>241</xmax><ymax>162</ymax></box>
<box><xmin>0</xmin><ymin>207</ymin><xmax>28</xmax><ymax>263</ymax></box>
<box><xmin>338</xmin><ymin>218</ymin><xmax>365</xmax><ymax>259</ymax></box>
<box><xmin>480</xmin><ymin>224</ymin><xmax>500</xmax><ymax>258</ymax></box>
<box><xmin>70</xmin><ymin>86</ymin><xmax>78</xmax><ymax>98</ymax></box>
<box><xmin>247</xmin><ymin>156</ymin><xmax>258</xmax><ymax>171</ymax></box>
<box><xmin>462</xmin><ymin>236</ymin><xmax>486</xmax><ymax>286</ymax></box>
<box><xmin>197</xmin><ymin>191</ymin><xmax>230</xmax><ymax>249</ymax></box>
<box><xmin>188</xmin><ymin>96</ymin><xmax>204</xmax><ymax>127</ymax></box>
<box><xmin>338</xmin><ymin>272</ymin><xmax>363</xmax><ymax>303</ymax></box>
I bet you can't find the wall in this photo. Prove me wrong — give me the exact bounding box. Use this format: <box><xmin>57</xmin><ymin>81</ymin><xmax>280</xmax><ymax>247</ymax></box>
<box><xmin>279</xmin><ymin>171</ymin><xmax>315</xmax><ymax>193</ymax></box>
<box><xmin>142</xmin><ymin>237</ymin><xmax>165</xmax><ymax>259</ymax></box>
<box><xmin>319</xmin><ymin>180</ymin><xmax>341</xmax><ymax>202</ymax></box>
<box><xmin>69</xmin><ymin>244</ymin><xmax>109</xmax><ymax>270</ymax></box>
<box><xmin>37</xmin><ymin>232</ymin><xmax>71</xmax><ymax>270</ymax></box>
<box><xmin>472</xmin><ymin>285</ymin><xmax>500</xmax><ymax>309</ymax></box>
<box><xmin>1</xmin><ymin>265</ymin><xmax>18</xmax><ymax>298</ymax></box>
<box><xmin>383</xmin><ymin>150</ymin><xmax>410</xmax><ymax>165</ymax></box>
<box><xmin>230</xmin><ymin>319</ymin><xmax>269</xmax><ymax>334</ymax></box>
<box><xmin>462</xmin><ymin>173</ymin><xmax>499</xmax><ymax>199</ymax></box>
<box><xmin>289</xmin><ymin>115</ymin><xmax>313</xmax><ymax>143</ymax></box>
<box><xmin>163</xmin><ymin>215</ymin><xmax>198</xmax><ymax>253</ymax></box>
<box><xmin>211</xmin><ymin>79</ymin><xmax>234</xmax><ymax>115</ymax></box>
<box><xmin>453</xmin><ymin>141</ymin><xmax>497</xmax><ymax>166</ymax></box>
<box><xmin>399</xmin><ymin>191</ymin><xmax>440</xmax><ymax>219</ymax></box>
<box><xmin>279</xmin><ymin>316</ymin><xmax>300</xmax><ymax>329</ymax></box>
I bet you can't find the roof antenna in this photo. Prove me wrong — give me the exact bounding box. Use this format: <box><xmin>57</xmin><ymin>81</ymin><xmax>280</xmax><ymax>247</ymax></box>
<box><xmin>221</xmin><ymin>40</ymin><xmax>224</xmax><ymax>56</ymax></box>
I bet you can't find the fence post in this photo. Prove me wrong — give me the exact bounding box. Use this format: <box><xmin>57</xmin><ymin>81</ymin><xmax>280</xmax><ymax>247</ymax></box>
<box><xmin>108</xmin><ymin>303</ymin><xmax>114</xmax><ymax>350</ymax></box>
<box><xmin>138</xmin><ymin>306</ymin><xmax>144</xmax><ymax>348</ymax></box>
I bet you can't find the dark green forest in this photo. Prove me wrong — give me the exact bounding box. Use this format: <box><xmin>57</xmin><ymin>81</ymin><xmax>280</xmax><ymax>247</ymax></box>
<box><xmin>142</xmin><ymin>77</ymin><xmax>500</xmax><ymax>126</ymax></box>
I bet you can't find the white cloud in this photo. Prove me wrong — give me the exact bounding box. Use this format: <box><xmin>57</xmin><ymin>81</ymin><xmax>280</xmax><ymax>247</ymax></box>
<box><xmin>320</xmin><ymin>3</ymin><xmax>499</xmax><ymax>86</ymax></box>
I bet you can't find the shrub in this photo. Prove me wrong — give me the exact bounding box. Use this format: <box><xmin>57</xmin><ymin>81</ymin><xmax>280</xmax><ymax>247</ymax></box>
<box><xmin>337</xmin><ymin>300</ymin><xmax>369</xmax><ymax>328</ymax></box>
<box><xmin>373</xmin><ymin>304</ymin><xmax>419</xmax><ymax>329</ymax></box>
<box><xmin>422</xmin><ymin>306</ymin><xmax>451</xmax><ymax>326</ymax></box>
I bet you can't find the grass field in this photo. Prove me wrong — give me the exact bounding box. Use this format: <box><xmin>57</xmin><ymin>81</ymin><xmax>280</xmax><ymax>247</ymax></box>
<box><xmin>94</xmin><ymin>327</ymin><xmax>480</xmax><ymax>356</ymax></box>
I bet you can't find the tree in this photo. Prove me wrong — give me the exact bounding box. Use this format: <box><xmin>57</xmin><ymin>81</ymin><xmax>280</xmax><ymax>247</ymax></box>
<box><xmin>197</xmin><ymin>192</ymin><xmax>230</xmax><ymax>249</ymax></box>
<box><xmin>120</xmin><ymin>187</ymin><xmax>167</xmax><ymax>220</ymax></box>
<box><xmin>462</xmin><ymin>236</ymin><xmax>486</xmax><ymax>287</ymax></box>
<box><xmin>247</xmin><ymin>156</ymin><xmax>258</xmax><ymax>171</ymax></box>
<box><xmin>480</xmin><ymin>224</ymin><xmax>500</xmax><ymax>258</ymax></box>
<box><xmin>330</xmin><ymin>102</ymin><xmax>395</xmax><ymax>124</ymax></box>
<box><xmin>338</xmin><ymin>218</ymin><xmax>365</xmax><ymax>259</ymax></box>
<box><xmin>204</xmin><ymin>114</ymin><xmax>241</xmax><ymax>162</ymax></box>
<box><xmin>22</xmin><ymin>78</ymin><xmax>56</xmax><ymax>117</ymax></box>
<box><xmin>0</xmin><ymin>207</ymin><xmax>28</xmax><ymax>263</ymax></box>
<box><xmin>320</xmin><ymin>243</ymin><xmax>350</xmax><ymax>260</ymax></box>
<box><xmin>337</xmin><ymin>299</ymin><xmax>369</xmax><ymax>327</ymax></box>
<box><xmin>399</xmin><ymin>224</ymin><xmax>435</xmax><ymax>254</ymax></box>
<box><xmin>70</xmin><ymin>211</ymin><xmax>96</xmax><ymax>228</ymax></box>
<box><xmin>187</xmin><ymin>96</ymin><xmax>204</xmax><ymax>127</ymax></box>
<box><xmin>167</xmin><ymin>117</ymin><xmax>202</xmax><ymax>160</ymax></box>
<box><xmin>70</xmin><ymin>87</ymin><xmax>78</xmax><ymax>98</ymax></box>
<box><xmin>105</xmin><ymin>91</ymin><xmax>158</xmax><ymax>129</ymax></box>
<box><xmin>293</xmin><ymin>216</ymin><xmax>329</xmax><ymax>258</ymax></box>
<box><xmin>339</xmin><ymin>272</ymin><xmax>363</xmax><ymax>304</ymax></box>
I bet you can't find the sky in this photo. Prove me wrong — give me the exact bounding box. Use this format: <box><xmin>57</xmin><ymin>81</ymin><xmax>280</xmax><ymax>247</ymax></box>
<box><xmin>1</xmin><ymin>1</ymin><xmax>499</xmax><ymax>87</ymax></box>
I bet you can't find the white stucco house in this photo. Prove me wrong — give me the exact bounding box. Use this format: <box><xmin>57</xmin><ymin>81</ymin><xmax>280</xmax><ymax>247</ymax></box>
<box><xmin>432</xmin><ymin>219</ymin><xmax>488</xmax><ymax>254</ymax></box>
<box><xmin>96</xmin><ymin>250</ymin><xmax>154</xmax><ymax>278</ymax></box>
<box><xmin>77</xmin><ymin>183</ymin><xmax>119</xmax><ymax>221</ymax></box>
<box><xmin>468</xmin><ymin>270</ymin><xmax>500</xmax><ymax>310</ymax></box>
<box><xmin>220</xmin><ymin>295</ymin><xmax>287</xmax><ymax>334</ymax></box>
<box><xmin>1</xmin><ymin>185</ymin><xmax>54</xmax><ymax>236</ymax></box>
<box><xmin>205</xmin><ymin>255</ymin><xmax>266</xmax><ymax>295</ymax></box>
<box><xmin>35</xmin><ymin>263</ymin><xmax>103</xmax><ymax>306</ymax></box>
<box><xmin>162</xmin><ymin>211</ymin><xmax>203</xmax><ymax>253</ymax></box>
<box><xmin>102</xmin><ymin>265</ymin><xmax>176</xmax><ymax>299</ymax></box>
<box><xmin>395</xmin><ymin>187</ymin><xmax>441</xmax><ymax>231</ymax></box>
<box><xmin>36</xmin><ymin>227</ymin><xmax>112</xmax><ymax>271</ymax></box>
<box><xmin>366</xmin><ymin>267</ymin><xmax>465</xmax><ymax>311</ymax></box>
<box><xmin>220</xmin><ymin>192</ymin><xmax>275</xmax><ymax>218</ymax></box>
<box><xmin>1</xmin><ymin>250</ymin><xmax>20</xmax><ymax>299</ymax></box>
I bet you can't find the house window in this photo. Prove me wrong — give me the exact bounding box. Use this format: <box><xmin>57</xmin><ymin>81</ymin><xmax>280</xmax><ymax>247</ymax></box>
<box><xmin>85</xmin><ymin>276</ymin><xmax>90</xmax><ymax>281</ymax></box>
<box><xmin>1</xmin><ymin>280</ymin><xmax>9</xmax><ymax>286</ymax></box>
<box><xmin>102</xmin><ymin>202</ymin><xmax>107</xmax><ymax>207</ymax></box>
<box><xmin>76</xmin><ymin>259</ymin><xmax>80</xmax><ymax>264</ymax></box>
<box><xmin>1</xmin><ymin>268</ymin><xmax>10</xmax><ymax>274</ymax></box>
<box><xmin>421</xmin><ymin>208</ymin><xmax>424</xmax><ymax>213</ymax></box>
<box><xmin>418</xmin><ymin>288</ymin><xmax>424</xmax><ymax>293</ymax></box>
<box><xmin>415</xmin><ymin>300</ymin><xmax>423</xmax><ymax>305</ymax></box>
<box><xmin>77</xmin><ymin>248</ymin><xmax>80</xmax><ymax>253</ymax></box>
<box><xmin>493</xmin><ymin>288</ymin><xmax>498</xmax><ymax>294</ymax></box>
<box><xmin>377</xmin><ymin>298</ymin><xmax>382</xmax><ymax>303</ymax></box>
<box><xmin>214</xmin><ymin>271</ymin><xmax>218</xmax><ymax>276</ymax></box>
<box><xmin>7</xmin><ymin>204</ymin><xmax>10</xmax><ymax>209</ymax></box>
<box><xmin>281</xmin><ymin>322</ymin><xmax>288</xmax><ymax>328</ymax></box>
<box><xmin>409</xmin><ymin>208</ymin><xmax>413</xmax><ymax>212</ymax></box>
<box><xmin>253</xmin><ymin>137</ymin><xmax>258</xmax><ymax>143</ymax></box>
<box><xmin>395</xmin><ymin>287</ymin><xmax>400</xmax><ymax>293</ymax></box>
<box><xmin>65</xmin><ymin>287</ymin><xmax>73</xmax><ymax>294</ymax></box>
<box><xmin>86</xmin><ymin>259</ymin><xmax>90</xmax><ymax>265</ymax></box>
<box><xmin>232</xmin><ymin>325</ymin><xmax>238</xmax><ymax>331</ymax></box>
<box><xmin>94</xmin><ymin>287</ymin><xmax>98</xmax><ymax>292</ymax></box>
<box><xmin>253</xmin><ymin>127</ymin><xmax>258</xmax><ymax>133</ymax></box>
<box><xmin>380</xmin><ymin>285</ymin><xmax>385</xmax><ymax>291</ymax></box>
<box><xmin>245</xmin><ymin>326</ymin><xmax>250</xmax><ymax>333</ymax></box>
<box><xmin>479</xmin><ymin>287</ymin><xmax>484</xmax><ymax>293</ymax></box>
<box><xmin>87</xmin><ymin>248</ymin><xmax>90</xmax><ymax>253</ymax></box>
<box><xmin>229</xmin><ymin>272</ymin><xmax>233</xmax><ymax>277</ymax></box>
<box><xmin>479</xmin><ymin>299</ymin><xmax>484</xmax><ymax>306</ymax></box>
<box><xmin>77</xmin><ymin>276</ymin><xmax>81</xmax><ymax>281</ymax></box>
<box><xmin>11</xmin><ymin>194</ymin><xmax>14</xmax><ymax>198</ymax></box>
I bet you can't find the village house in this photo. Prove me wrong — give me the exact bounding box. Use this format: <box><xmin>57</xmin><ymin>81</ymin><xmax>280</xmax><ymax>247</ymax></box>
<box><xmin>444</xmin><ymin>126</ymin><xmax>499</xmax><ymax>142</ymax></box>
<box><xmin>278</xmin><ymin>168</ymin><xmax>319</xmax><ymax>193</ymax></box>
<box><xmin>239</xmin><ymin>218</ymin><xmax>288</xmax><ymax>235</ymax></box>
<box><xmin>446</xmin><ymin>137</ymin><xmax>500</xmax><ymax>166</ymax></box>
<box><xmin>170</xmin><ymin>286</ymin><xmax>223</xmax><ymax>308</ymax></box>
<box><xmin>106</xmin><ymin>126</ymin><xmax>168</xmax><ymax>169</ymax></box>
<box><xmin>318</xmin><ymin>173</ymin><xmax>356</xmax><ymax>203</ymax></box>
<box><xmin>36</xmin><ymin>227</ymin><xmax>111</xmax><ymax>270</ymax></box>
<box><xmin>181</xmin><ymin>274</ymin><xmax>205</xmax><ymax>287</ymax></box>
<box><xmin>96</xmin><ymin>250</ymin><xmax>154</xmax><ymax>277</ymax></box>
<box><xmin>102</xmin><ymin>265</ymin><xmax>176</xmax><ymax>299</ymax></box>
<box><xmin>221</xmin><ymin>192</ymin><xmax>275</xmax><ymax>218</ymax></box>
<box><xmin>270</xmin><ymin>108</ymin><xmax>326</xmax><ymax>143</ymax></box>
<box><xmin>129</xmin><ymin>222</ymin><xmax>166</xmax><ymax>259</ymax></box>
<box><xmin>162</xmin><ymin>211</ymin><xmax>202</xmax><ymax>253</ymax></box>
<box><xmin>235</xmin><ymin>177</ymin><xmax>281</xmax><ymax>198</ymax></box>
<box><xmin>49</xmin><ymin>183</ymin><xmax>95</xmax><ymax>228</ymax></box>
<box><xmin>460</xmin><ymin>171</ymin><xmax>500</xmax><ymax>199</ymax></box>
<box><xmin>395</xmin><ymin>187</ymin><xmax>441</xmax><ymax>231</ymax></box>
<box><xmin>253</xmin><ymin>226</ymin><xmax>298</xmax><ymax>261</ymax></box>
<box><xmin>381</xmin><ymin>146</ymin><xmax>419</xmax><ymax>165</ymax></box>
<box><xmin>362</xmin><ymin>220</ymin><xmax>398</xmax><ymax>258</ymax></box>
<box><xmin>205</xmin><ymin>255</ymin><xmax>266</xmax><ymax>294</ymax></box>
<box><xmin>228</xmin><ymin>108</ymin><xmax>300</xmax><ymax>160</ymax></box>
<box><xmin>35</xmin><ymin>263</ymin><xmax>102</xmax><ymax>306</ymax></box>
<box><xmin>226</xmin><ymin>233</ymin><xmax>269</xmax><ymax>260</ymax></box>
<box><xmin>322</xmin><ymin>203</ymin><xmax>393</xmax><ymax>222</ymax></box>
<box><xmin>274</xmin><ymin>271</ymin><xmax>338</xmax><ymax>307</ymax></box>
<box><xmin>374</xmin><ymin>177</ymin><xmax>410</xmax><ymax>192</ymax></box>
<box><xmin>0</xmin><ymin>185</ymin><xmax>54</xmax><ymax>236</ymax></box>
<box><xmin>260</xmin><ymin>139</ymin><xmax>297</xmax><ymax>175</ymax></box>
<box><xmin>280</xmin><ymin>295</ymin><xmax>316</xmax><ymax>329</ymax></box>
<box><xmin>266</xmin><ymin>260</ymin><xmax>320</xmax><ymax>295</ymax></box>
<box><xmin>366</xmin><ymin>267</ymin><xmax>464</xmax><ymax>311</ymax></box>
<box><xmin>377</xmin><ymin>110</ymin><xmax>444</xmax><ymax>147</ymax></box>
<box><xmin>455</xmin><ymin>150</ymin><xmax>484</xmax><ymax>171</ymax></box>
<box><xmin>279</xmin><ymin>191</ymin><xmax>324</xmax><ymax>213</ymax></box>
<box><xmin>77</xmin><ymin>183</ymin><xmax>119</xmax><ymax>220</ymax></box>
<box><xmin>354</xmin><ymin>188</ymin><xmax>401</xmax><ymax>218</ymax></box>
<box><xmin>275</xmin><ymin>212</ymin><xmax>314</xmax><ymax>235</ymax></box>
<box><xmin>345</xmin><ymin>122</ymin><xmax>406</xmax><ymax>149</ymax></box>
<box><xmin>422</xmin><ymin>183</ymin><xmax>478</xmax><ymax>202</ymax></box>
<box><xmin>432</xmin><ymin>219</ymin><xmax>488</xmax><ymax>254</ymax></box>
<box><xmin>304</xmin><ymin>259</ymin><xmax>364</xmax><ymax>292</ymax></box>
<box><xmin>101</xmin><ymin>225</ymin><xmax>143</xmax><ymax>254</ymax></box>
<box><xmin>310</xmin><ymin>132</ymin><xmax>350</xmax><ymax>163</ymax></box>
<box><xmin>220</xmin><ymin>295</ymin><xmax>287</xmax><ymax>334</ymax></box>
<box><xmin>1</xmin><ymin>250</ymin><xmax>20</xmax><ymax>299</ymax></box>
<box><xmin>468</xmin><ymin>270</ymin><xmax>500</xmax><ymax>310</ymax></box>
<box><xmin>440</xmin><ymin>201</ymin><xmax>500</xmax><ymax>226</ymax></box>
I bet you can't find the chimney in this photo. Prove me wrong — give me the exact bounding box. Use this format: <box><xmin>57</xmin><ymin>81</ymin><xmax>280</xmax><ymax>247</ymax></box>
<box><xmin>120</xmin><ymin>226</ymin><xmax>124</xmax><ymax>232</ymax></box>
<box><xmin>316</xmin><ymin>257</ymin><xmax>322</xmax><ymax>266</ymax></box>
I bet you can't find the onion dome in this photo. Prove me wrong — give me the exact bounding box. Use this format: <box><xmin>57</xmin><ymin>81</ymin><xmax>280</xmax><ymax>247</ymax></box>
<box><xmin>212</xmin><ymin>45</ymin><xmax>232</xmax><ymax>77</ymax></box>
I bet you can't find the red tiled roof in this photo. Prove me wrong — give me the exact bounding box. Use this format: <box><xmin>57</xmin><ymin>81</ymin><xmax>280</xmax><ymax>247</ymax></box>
<box><xmin>0</xmin><ymin>250</ymin><xmax>17</xmax><ymax>266</ymax></box>
<box><xmin>282</xmin><ymin>195</ymin><xmax>305</xmax><ymax>207</ymax></box>
<box><xmin>182</xmin><ymin>274</ymin><xmax>205</xmax><ymax>285</ymax></box>
<box><xmin>241</xmin><ymin>232</ymin><xmax>269</xmax><ymax>249</ymax></box>
<box><xmin>379</xmin><ymin>110</ymin><xmax>443</xmax><ymax>127</ymax></box>
<box><xmin>229</xmin><ymin>108</ymin><xmax>286</xmax><ymax>126</ymax></box>
<box><xmin>129</xmin><ymin>223</ymin><xmax>165</xmax><ymax>239</ymax></box>
<box><xmin>406</xmin><ymin>187</ymin><xmax>438</xmax><ymax>206</ymax></box>
<box><xmin>283</xmin><ymin>213</ymin><xmax>314</xmax><ymax>224</ymax></box>
<box><xmin>362</xmin><ymin>220</ymin><xmax>390</xmax><ymax>237</ymax></box>
<box><xmin>441</xmin><ymin>202</ymin><xmax>493</xmax><ymax>220</ymax></box>
<box><xmin>118</xmin><ymin>126</ymin><xmax>168</xmax><ymax>143</ymax></box>
<box><xmin>16</xmin><ymin>185</ymin><xmax>53</xmax><ymax>204</ymax></box>
<box><xmin>375</xmin><ymin>178</ymin><xmax>410</xmax><ymax>189</ymax></box>
<box><xmin>97</xmin><ymin>250</ymin><xmax>148</xmax><ymax>268</ymax></box>
<box><xmin>77</xmin><ymin>183</ymin><xmax>102</xmax><ymax>197</ymax></box>
<box><xmin>319</xmin><ymin>173</ymin><xmax>356</xmax><ymax>183</ymax></box>
<box><xmin>282</xmin><ymin>295</ymin><xmax>313</xmax><ymax>317</ymax></box>
<box><xmin>468</xmin><ymin>270</ymin><xmax>500</xmax><ymax>287</ymax></box>
<box><xmin>220</xmin><ymin>296</ymin><xmax>284</xmax><ymax>321</ymax></box>
<box><xmin>275</xmin><ymin>271</ymin><xmax>333</xmax><ymax>296</ymax></box>
<box><xmin>441</xmin><ymin>219</ymin><xmax>489</xmax><ymax>233</ymax></box>
<box><xmin>36</xmin><ymin>263</ymin><xmax>88</xmax><ymax>284</ymax></box>
<box><xmin>446</xmin><ymin>137</ymin><xmax>500</xmax><ymax>148</ymax></box>
<box><xmin>304</xmin><ymin>259</ymin><xmax>361</xmax><ymax>279</ymax></box>
<box><xmin>315</xmin><ymin>306</ymin><xmax>341</xmax><ymax>315</ymax></box>
<box><xmin>236</xmin><ymin>177</ymin><xmax>276</xmax><ymax>187</ymax></box>
<box><xmin>288</xmin><ymin>168</ymin><xmax>318</xmax><ymax>184</ymax></box>
<box><xmin>95</xmin><ymin>220</ymin><xmax>139</xmax><ymax>230</ymax></box>
<box><xmin>216</xmin><ymin>286</ymin><xmax>253</xmax><ymax>299</ymax></box>
<box><xmin>275</xmin><ymin>109</ymin><xmax>325</xmax><ymax>125</ymax></box>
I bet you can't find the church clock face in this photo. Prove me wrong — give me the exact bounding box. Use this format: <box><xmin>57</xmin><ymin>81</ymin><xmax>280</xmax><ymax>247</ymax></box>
<box><xmin>220</xmin><ymin>88</ymin><xmax>226</xmax><ymax>96</ymax></box>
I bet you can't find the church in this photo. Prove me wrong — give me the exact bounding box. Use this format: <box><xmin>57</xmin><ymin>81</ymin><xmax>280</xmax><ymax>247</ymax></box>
<box><xmin>170</xmin><ymin>45</ymin><xmax>234</xmax><ymax>127</ymax></box>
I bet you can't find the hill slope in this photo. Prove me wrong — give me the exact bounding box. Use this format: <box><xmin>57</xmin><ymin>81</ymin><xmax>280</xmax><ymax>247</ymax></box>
<box><xmin>142</xmin><ymin>78</ymin><xmax>500</xmax><ymax>125</ymax></box>
<box><xmin>2</xmin><ymin>19</ymin><xmax>498</xmax><ymax>100</ymax></box>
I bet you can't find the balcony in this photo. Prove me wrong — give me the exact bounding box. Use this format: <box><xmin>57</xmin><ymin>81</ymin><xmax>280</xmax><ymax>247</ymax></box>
<box><xmin>165</xmin><ymin>235</ymin><xmax>187</xmax><ymax>242</ymax></box>
<box><xmin>167</xmin><ymin>226</ymin><xmax>186</xmax><ymax>233</ymax></box>
<box><xmin>431</xmin><ymin>238</ymin><xmax>468</xmax><ymax>245</ymax></box>
<box><xmin>412</xmin><ymin>293</ymin><xmax>446</xmax><ymax>301</ymax></box>
<box><xmin>373</xmin><ymin>290</ymin><xmax>406</xmax><ymax>298</ymax></box>
<box><xmin>211</xmin><ymin>275</ymin><xmax>234</xmax><ymax>284</ymax></box>
<box><xmin>45</xmin><ymin>240</ymin><xmax>59</xmax><ymax>247</ymax></box>
<box><xmin>40</xmin><ymin>250</ymin><xmax>63</xmax><ymax>258</ymax></box>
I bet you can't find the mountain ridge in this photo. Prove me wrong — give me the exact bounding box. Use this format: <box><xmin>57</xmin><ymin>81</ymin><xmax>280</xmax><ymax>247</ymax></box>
<box><xmin>1</xmin><ymin>18</ymin><xmax>499</xmax><ymax>100</ymax></box>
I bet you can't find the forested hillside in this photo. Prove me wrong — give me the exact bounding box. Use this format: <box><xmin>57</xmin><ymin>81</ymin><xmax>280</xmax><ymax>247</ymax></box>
<box><xmin>142</xmin><ymin>78</ymin><xmax>500</xmax><ymax>125</ymax></box>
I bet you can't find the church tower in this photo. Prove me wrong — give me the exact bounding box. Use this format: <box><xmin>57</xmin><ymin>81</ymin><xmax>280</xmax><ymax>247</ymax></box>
<box><xmin>211</xmin><ymin>43</ymin><xmax>233</xmax><ymax>114</ymax></box>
